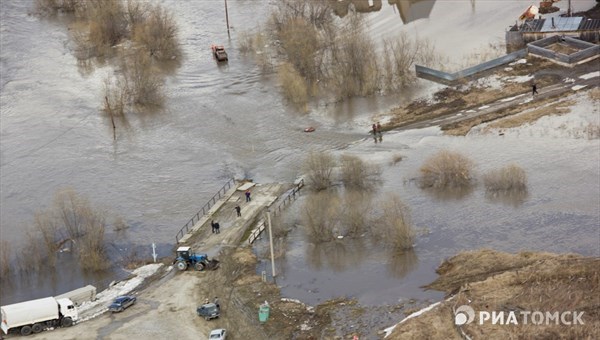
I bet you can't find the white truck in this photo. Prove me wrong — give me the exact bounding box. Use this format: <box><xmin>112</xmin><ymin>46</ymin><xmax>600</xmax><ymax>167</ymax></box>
<box><xmin>1</xmin><ymin>297</ymin><xmax>78</xmax><ymax>336</ymax></box>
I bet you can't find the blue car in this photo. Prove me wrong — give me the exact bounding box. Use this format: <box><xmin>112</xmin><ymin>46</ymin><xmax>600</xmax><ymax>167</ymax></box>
<box><xmin>108</xmin><ymin>295</ymin><xmax>137</xmax><ymax>312</ymax></box>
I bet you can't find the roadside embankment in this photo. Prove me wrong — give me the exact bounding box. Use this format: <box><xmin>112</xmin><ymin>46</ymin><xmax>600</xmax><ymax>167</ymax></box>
<box><xmin>387</xmin><ymin>249</ymin><xmax>600</xmax><ymax>339</ymax></box>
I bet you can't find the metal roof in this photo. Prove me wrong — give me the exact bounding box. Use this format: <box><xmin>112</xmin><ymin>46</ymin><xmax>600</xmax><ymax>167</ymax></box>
<box><xmin>540</xmin><ymin>16</ymin><xmax>582</xmax><ymax>32</ymax></box>
<box><xmin>519</xmin><ymin>17</ymin><xmax>600</xmax><ymax>33</ymax></box>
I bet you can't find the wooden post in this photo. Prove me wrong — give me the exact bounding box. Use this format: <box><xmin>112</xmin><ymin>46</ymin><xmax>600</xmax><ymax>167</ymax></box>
<box><xmin>105</xmin><ymin>96</ymin><xmax>116</xmax><ymax>141</ymax></box>
<box><xmin>225</xmin><ymin>0</ymin><xmax>230</xmax><ymax>39</ymax></box>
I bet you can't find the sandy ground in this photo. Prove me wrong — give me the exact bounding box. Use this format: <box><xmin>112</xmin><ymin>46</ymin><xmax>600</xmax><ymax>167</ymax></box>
<box><xmin>15</xmin><ymin>183</ymin><xmax>286</xmax><ymax>340</ymax></box>
<box><xmin>31</xmin><ymin>270</ymin><xmax>214</xmax><ymax>340</ymax></box>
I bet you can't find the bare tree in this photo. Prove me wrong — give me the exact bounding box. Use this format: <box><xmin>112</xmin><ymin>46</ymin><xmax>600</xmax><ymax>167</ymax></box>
<box><xmin>303</xmin><ymin>151</ymin><xmax>337</xmax><ymax>191</ymax></box>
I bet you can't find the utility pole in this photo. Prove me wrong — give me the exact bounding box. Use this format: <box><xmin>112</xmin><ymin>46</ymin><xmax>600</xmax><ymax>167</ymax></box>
<box><xmin>266</xmin><ymin>210</ymin><xmax>276</xmax><ymax>279</ymax></box>
<box><xmin>567</xmin><ymin>0</ymin><xmax>572</xmax><ymax>17</ymax></box>
<box><xmin>224</xmin><ymin>0</ymin><xmax>231</xmax><ymax>39</ymax></box>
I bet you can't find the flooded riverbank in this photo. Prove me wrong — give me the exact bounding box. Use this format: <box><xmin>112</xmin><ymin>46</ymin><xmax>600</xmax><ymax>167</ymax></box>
<box><xmin>1</xmin><ymin>0</ymin><xmax>597</xmax><ymax>308</ymax></box>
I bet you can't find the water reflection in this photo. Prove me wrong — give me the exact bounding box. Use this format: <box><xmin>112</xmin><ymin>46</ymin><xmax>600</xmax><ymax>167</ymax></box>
<box><xmin>306</xmin><ymin>238</ymin><xmax>367</xmax><ymax>272</ymax></box>
<box><xmin>386</xmin><ymin>248</ymin><xmax>418</xmax><ymax>279</ymax></box>
<box><xmin>485</xmin><ymin>189</ymin><xmax>529</xmax><ymax>207</ymax></box>
<box><xmin>422</xmin><ymin>185</ymin><xmax>475</xmax><ymax>201</ymax></box>
<box><xmin>331</xmin><ymin>0</ymin><xmax>437</xmax><ymax>24</ymax></box>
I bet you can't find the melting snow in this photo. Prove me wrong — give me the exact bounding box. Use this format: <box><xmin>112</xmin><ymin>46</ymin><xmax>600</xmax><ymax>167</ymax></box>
<box><xmin>579</xmin><ymin>71</ymin><xmax>599</xmax><ymax>80</ymax></box>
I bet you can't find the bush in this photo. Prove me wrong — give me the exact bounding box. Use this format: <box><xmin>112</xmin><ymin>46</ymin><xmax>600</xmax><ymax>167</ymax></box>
<box><xmin>35</xmin><ymin>0</ymin><xmax>84</xmax><ymax>15</ymax></box>
<box><xmin>21</xmin><ymin>189</ymin><xmax>110</xmax><ymax>272</ymax></box>
<box><xmin>132</xmin><ymin>5</ymin><xmax>181</xmax><ymax>61</ymax></box>
<box><xmin>339</xmin><ymin>154</ymin><xmax>381</xmax><ymax>189</ymax></box>
<box><xmin>279</xmin><ymin>18</ymin><xmax>320</xmax><ymax>83</ymax></box>
<box><xmin>326</xmin><ymin>14</ymin><xmax>379</xmax><ymax>98</ymax></box>
<box><xmin>377</xmin><ymin>194</ymin><xmax>415</xmax><ymax>251</ymax></box>
<box><xmin>483</xmin><ymin>164</ymin><xmax>527</xmax><ymax>192</ymax></box>
<box><xmin>122</xmin><ymin>53</ymin><xmax>164</xmax><ymax>107</ymax></box>
<box><xmin>278</xmin><ymin>62</ymin><xmax>308</xmax><ymax>107</ymax></box>
<box><xmin>86</xmin><ymin>0</ymin><xmax>128</xmax><ymax>50</ymax></box>
<box><xmin>0</xmin><ymin>241</ymin><xmax>11</xmax><ymax>278</ymax></box>
<box><xmin>419</xmin><ymin>150</ymin><xmax>475</xmax><ymax>189</ymax></box>
<box><xmin>303</xmin><ymin>151</ymin><xmax>336</xmax><ymax>191</ymax></box>
<box><xmin>302</xmin><ymin>191</ymin><xmax>341</xmax><ymax>242</ymax></box>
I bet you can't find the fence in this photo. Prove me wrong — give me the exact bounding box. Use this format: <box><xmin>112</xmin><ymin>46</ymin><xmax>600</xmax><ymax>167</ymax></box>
<box><xmin>175</xmin><ymin>177</ymin><xmax>236</xmax><ymax>243</ymax></box>
<box><xmin>248</xmin><ymin>179</ymin><xmax>304</xmax><ymax>244</ymax></box>
<box><xmin>415</xmin><ymin>49</ymin><xmax>528</xmax><ymax>85</ymax></box>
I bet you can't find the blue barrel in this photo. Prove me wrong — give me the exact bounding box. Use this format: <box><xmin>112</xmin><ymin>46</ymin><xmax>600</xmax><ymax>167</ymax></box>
<box><xmin>258</xmin><ymin>303</ymin><xmax>270</xmax><ymax>323</ymax></box>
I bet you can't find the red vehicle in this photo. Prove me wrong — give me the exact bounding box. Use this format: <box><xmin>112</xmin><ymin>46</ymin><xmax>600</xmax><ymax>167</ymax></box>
<box><xmin>211</xmin><ymin>45</ymin><xmax>228</xmax><ymax>62</ymax></box>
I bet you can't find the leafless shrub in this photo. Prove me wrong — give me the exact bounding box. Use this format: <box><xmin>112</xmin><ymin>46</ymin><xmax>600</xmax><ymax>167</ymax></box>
<box><xmin>17</xmin><ymin>230</ymin><xmax>46</xmax><ymax>274</ymax></box>
<box><xmin>303</xmin><ymin>151</ymin><xmax>337</xmax><ymax>191</ymax></box>
<box><xmin>339</xmin><ymin>154</ymin><xmax>381</xmax><ymax>189</ymax></box>
<box><xmin>326</xmin><ymin>14</ymin><xmax>379</xmax><ymax>99</ymax></box>
<box><xmin>35</xmin><ymin>0</ymin><xmax>84</xmax><ymax>15</ymax></box>
<box><xmin>132</xmin><ymin>5</ymin><xmax>181</xmax><ymax>61</ymax></box>
<box><xmin>33</xmin><ymin>211</ymin><xmax>62</xmax><ymax>262</ymax></box>
<box><xmin>103</xmin><ymin>75</ymin><xmax>127</xmax><ymax>119</ymax></box>
<box><xmin>121</xmin><ymin>53</ymin><xmax>164</xmax><ymax>107</ymax></box>
<box><xmin>113</xmin><ymin>216</ymin><xmax>129</xmax><ymax>232</ymax></box>
<box><xmin>584</xmin><ymin>123</ymin><xmax>600</xmax><ymax>140</ymax></box>
<box><xmin>419</xmin><ymin>150</ymin><xmax>475</xmax><ymax>189</ymax></box>
<box><xmin>390</xmin><ymin>154</ymin><xmax>404</xmax><ymax>165</ymax></box>
<box><xmin>0</xmin><ymin>240</ymin><xmax>12</xmax><ymax>277</ymax></box>
<box><xmin>483</xmin><ymin>164</ymin><xmax>527</xmax><ymax>192</ymax></box>
<box><xmin>125</xmin><ymin>0</ymin><xmax>149</xmax><ymax>26</ymax></box>
<box><xmin>237</xmin><ymin>31</ymin><xmax>255</xmax><ymax>54</ymax></box>
<box><xmin>86</xmin><ymin>0</ymin><xmax>128</xmax><ymax>51</ymax></box>
<box><xmin>377</xmin><ymin>193</ymin><xmax>414</xmax><ymax>251</ymax></box>
<box><xmin>341</xmin><ymin>190</ymin><xmax>372</xmax><ymax>236</ymax></box>
<box><xmin>279</xmin><ymin>18</ymin><xmax>320</xmax><ymax>84</ymax></box>
<box><xmin>75</xmin><ymin>205</ymin><xmax>109</xmax><ymax>271</ymax></box>
<box><xmin>302</xmin><ymin>191</ymin><xmax>341</xmax><ymax>242</ymax></box>
<box><xmin>278</xmin><ymin>62</ymin><xmax>308</xmax><ymax>107</ymax></box>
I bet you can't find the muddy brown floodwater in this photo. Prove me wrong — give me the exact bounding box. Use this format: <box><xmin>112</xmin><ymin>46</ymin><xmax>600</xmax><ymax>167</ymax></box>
<box><xmin>0</xmin><ymin>0</ymin><xmax>597</xmax><ymax>323</ymax></box>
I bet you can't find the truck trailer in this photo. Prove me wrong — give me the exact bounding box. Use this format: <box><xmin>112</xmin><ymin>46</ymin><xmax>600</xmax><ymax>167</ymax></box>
<box><xmin>1</xmin><ymin>297</ymin><xmax>78</xmax><ymax>336</ymax></box>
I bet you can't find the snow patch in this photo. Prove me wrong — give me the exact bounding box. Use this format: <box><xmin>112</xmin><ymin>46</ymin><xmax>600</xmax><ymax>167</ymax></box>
<box><xmin>505</xmin><ymin>75</ymin><xmax>533</xmax><ymax>83</ymax></box>
<box><xmin>509</xmin><ymin>58</ymin><xmax>527</xmax><ymax>66</ymax></box>
<box><xmin>76</xmin><ymin>263</ymin><xmax>164</xmax><ymax>322</ymax></box>
<box><xmin>564</xmin><ymin>78</ymin><xmax>575</xmax><ymax>83</ymax></box>
<box><xmin>478</xmin><ymin>105</ymin><xmax>490</xmax><ymax>110</ymax></box>
<box><xmin>383</xmin><ymin>301</ymin><xmax>442</xmax><ymax>338</ymax></box>
<box><xmin>572</xmin><ymin>85</ymin><xmax>587</xmax><ymax>91</ymax></box>
<box><xmin>579</xmin><ymin>71</ymin><xmax>599</xmax><ymax>80</ymax></box>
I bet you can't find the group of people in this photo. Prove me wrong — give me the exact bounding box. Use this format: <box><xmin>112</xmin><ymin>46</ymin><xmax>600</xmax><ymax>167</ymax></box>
<box><xmin>372</xmin><ymin>122</ymin><xmax>383</xmax><ymax>143</ymax></box>
<box><xmin>234</xmin><ymin>189</ymin><xmax>252</xmax><ymax>218</ymax></box>
<box><xmin>210</xmin><ymin>189</ymin><xmax>253</xmax><ymax>235</ymax></box>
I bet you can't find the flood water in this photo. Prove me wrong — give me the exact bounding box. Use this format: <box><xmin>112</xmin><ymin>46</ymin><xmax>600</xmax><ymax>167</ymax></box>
<box><xmin>1</xmin><ymin>0</ymin><xmax>597</xmax><ymax>311</ymax></box>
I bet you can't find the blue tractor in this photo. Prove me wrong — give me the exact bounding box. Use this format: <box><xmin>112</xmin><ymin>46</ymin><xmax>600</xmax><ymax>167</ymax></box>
<box><xmin>174</xmin><ymin>246</ymin><xmax>219</xmax><ymax>271</ymax></box>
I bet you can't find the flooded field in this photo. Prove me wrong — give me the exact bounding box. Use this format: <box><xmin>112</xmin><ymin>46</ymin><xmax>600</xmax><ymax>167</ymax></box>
<box><xmin>1</xmin><ymin>0</ymin><xmax>597</xmax><ymax>312</ymax></box>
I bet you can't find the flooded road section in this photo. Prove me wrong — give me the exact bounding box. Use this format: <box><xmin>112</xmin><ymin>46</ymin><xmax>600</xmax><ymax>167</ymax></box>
<box><xmin>1</xmin><ymin>0</ymin><xmax>597</xmax><ymax>306</ymax></box>
<box><xmin>259</xmin><ymin>114</ymin><xmax>599</xmax><ymax>310</ymax></box>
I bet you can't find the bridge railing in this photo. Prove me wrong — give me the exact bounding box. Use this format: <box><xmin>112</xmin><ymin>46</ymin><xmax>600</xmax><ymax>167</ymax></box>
<box><xmin>175</xmin><ymin>177</ymin><xmax>236</xmax><ymax>243</ymax></box>
<box><xmin>248</xmin><ymin>179</ymin><xmax>304</xmax><ymax>244</ymax></box>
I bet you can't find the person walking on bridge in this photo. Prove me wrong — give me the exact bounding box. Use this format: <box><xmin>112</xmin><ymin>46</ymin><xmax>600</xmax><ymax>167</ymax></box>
<box><xmin>235</xmin><ymin>205</ymin><xmax>241</xmax><ymax>217</ymax></box>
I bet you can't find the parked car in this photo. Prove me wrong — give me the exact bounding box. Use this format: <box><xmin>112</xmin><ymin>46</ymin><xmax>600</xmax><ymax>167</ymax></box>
<box><xmin>197</xmin><ymin>302</ymin><xmax>220</xmax><ymax>320</ymax></box>
<box><xmin>209</xmin><ymin>328</ymin><xmax>227</xmax><ymax>340</ymax></box>
<box><xmin>108</xmin><ymin>296</ymin><xmax>136</xmax><ymax>312</ymax></box>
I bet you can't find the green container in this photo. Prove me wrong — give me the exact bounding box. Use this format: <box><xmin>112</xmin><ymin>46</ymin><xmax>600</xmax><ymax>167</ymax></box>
<box><xmin>258</xmin><ymin>304</ymin><xmax>270</xmax><ymax>323</ymax></box>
